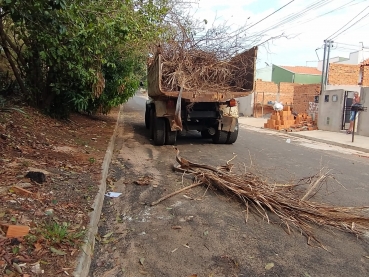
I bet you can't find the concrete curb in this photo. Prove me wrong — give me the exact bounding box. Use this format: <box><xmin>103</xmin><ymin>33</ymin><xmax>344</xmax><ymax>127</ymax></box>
<box><xmin>286</xmin><ymin>132</ymin><xmax>369</xmax><ymax>154</ymax></box>
<box><xmin>73</xmin><ymin>105</ymin><xmax>123</xmax><ymax>277</ymax></box>
<box><xmin>240</xmin><ymin>123</ymin><xmax>369</xmax><ymax>154</ymax></box>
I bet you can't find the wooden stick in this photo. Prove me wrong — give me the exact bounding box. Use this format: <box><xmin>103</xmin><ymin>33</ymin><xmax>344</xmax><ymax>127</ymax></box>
<box><xmin>301</xmin><ymin>170</ymin><xmax>330</xmax><ymax>201</ymax></box>
<box><xmin>151</xmin><ymin>182</ymin><xmax>202</xmax><ymax>206</ymax></box>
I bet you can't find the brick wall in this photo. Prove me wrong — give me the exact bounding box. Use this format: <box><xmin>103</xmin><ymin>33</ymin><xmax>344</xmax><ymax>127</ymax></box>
<box><xmin>293</xmin><ymin>84</ymin><xmax>321</xmax><ymax>114</ymax></box>
<box><xmin>279</xmin><ymin>82</ymin><xmax>298</xmax><ymax>104</ymax></box>
<box><xmin>328</xmin><ymin>63</ymin><xmax>360</xmax><ymax>85</ymax></box>
<box><xmin>254</xmin><ymin>80</ymin><xmax>278</xmax><ymax>103</ymax></box>
<box><xmin>254</xmin><ymin>79</ymin><xmax>278</xmax><ymax>92</ymax></box>
<box><xmin>362</xmin><ymin>66</ymin><xmax>369</xmax><ymax>86</ymax></box>
<box><xmin>253</xmin><ymin>80</ymin><xmax>278</xmax><ymax>117</ymax></box>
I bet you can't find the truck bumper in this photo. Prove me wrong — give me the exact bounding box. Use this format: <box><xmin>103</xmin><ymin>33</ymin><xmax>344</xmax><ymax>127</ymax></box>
<box><xmin>220</xmin><ymin>116</ymin><xmax>238</xmax><ymax>132</ymax></box>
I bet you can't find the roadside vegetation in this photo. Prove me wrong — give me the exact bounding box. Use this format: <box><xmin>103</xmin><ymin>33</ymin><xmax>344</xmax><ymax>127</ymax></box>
<box><xmin>0</xmin><ymin>0</ymin><xmax>172</xmax><ymax>118</ymax></box>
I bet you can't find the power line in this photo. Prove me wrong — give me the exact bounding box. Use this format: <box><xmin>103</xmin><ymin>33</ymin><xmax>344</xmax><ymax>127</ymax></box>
<box><xmin>245</xmin><ymin>0</ymin><xmax>295</xmax><ymax>31</ymax></box>
<box><xmin>334</xmin><ymin>41</ymin><xmax>362</xmax><ymax>48</ymax></box>
<box><xmin>327</xmin><ymin>4</ymin><xmax>369</xmax><ymax>39</ymax></box>
<box><xmin>345</xmin><ymin>20</ymin><xmax>369</xmax><ymax>33</ymax></box>
<box><xmin>255</xmin><ymin>0</ymin><xmax>334</xmax><ymax>37</ymax></box>
<box><xmin>331</xmin><ymin>11</ymin><xmax>369</xmax><ymax>39</ymax></box>
<box><xmin>282</xmin><ymin>0</ymin><xmax>360</xmax><ymax>31</ymax></box>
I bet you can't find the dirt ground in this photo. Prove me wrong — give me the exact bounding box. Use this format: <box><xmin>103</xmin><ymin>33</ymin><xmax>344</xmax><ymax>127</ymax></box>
<box><xmin>0</xmin><ymin>106</ymin><xmax>118</xmax><ymax>276</ymax></box>
<box><xmin>90</xmin><ymin>101</ymin><xmax>369</xmax><ymax>277</ymax></box>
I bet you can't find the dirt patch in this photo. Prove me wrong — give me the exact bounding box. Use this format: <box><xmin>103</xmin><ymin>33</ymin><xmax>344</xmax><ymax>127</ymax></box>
<box><xmin>0</xmin><ymin>106</ymin><xmax>118</xmax><ymax>276</ymax></box>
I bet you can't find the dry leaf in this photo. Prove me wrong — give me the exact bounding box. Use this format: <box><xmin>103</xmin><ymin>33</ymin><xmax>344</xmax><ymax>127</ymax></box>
<box><xmin>103</xmin><ymin>232</ymin><xmax>113</xmax><ymax>238</ymax></box>
<box><xmin>134</xmin><ymin>176</ymin><xmax>151</xmax><ymax>186</ymax></box>
<box><xmin>12</xmin><ymin>263</ymin><xmax>22</xmax><ymax>274</ymax></box>
<box><xmin>265</xmin><ymin>262</ymin><xmax>274</xmax><ymax>270</ymax></box>
<box><xmin>50</xmin><ymin>247</ymin><xmax>66</xmax><ymax>256</ymax></box>
<box><xmin>34</xmin><ymin>242</ymin><xmax>42</xmax><ymax>252</ymax></box>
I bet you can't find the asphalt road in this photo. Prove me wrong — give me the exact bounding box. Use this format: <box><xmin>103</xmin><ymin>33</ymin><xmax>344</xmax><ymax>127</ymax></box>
<box><xmin>90</xmin><ymin>94</ymin><xmax>369</xmax><ymax>277</ymax></box>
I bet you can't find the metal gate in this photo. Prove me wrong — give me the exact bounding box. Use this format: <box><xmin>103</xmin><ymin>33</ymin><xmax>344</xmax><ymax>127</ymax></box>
<box><xmin>341</xmin><ymin>91</ymin><xmax>353</xmax><ymax>130</ymax></box>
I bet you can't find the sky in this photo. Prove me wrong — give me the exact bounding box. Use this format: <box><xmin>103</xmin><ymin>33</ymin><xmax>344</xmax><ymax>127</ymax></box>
<box><xmin>190</xmin><ymin>0</ymin><xmax>369</xmax><ymax>69</ymax></box>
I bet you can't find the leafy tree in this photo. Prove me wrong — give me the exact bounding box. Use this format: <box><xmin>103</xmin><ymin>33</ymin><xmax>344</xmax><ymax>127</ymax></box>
<box><xmin>0</xmin><ymin>0</ymin><xmax>170</xmax><ymax>117</ymax></box>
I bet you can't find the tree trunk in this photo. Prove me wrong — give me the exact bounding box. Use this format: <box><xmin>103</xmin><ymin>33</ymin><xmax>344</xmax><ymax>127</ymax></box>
<box><xmin>0</xmin><ymin>18</ymin><xmax>27</xmax><ymax>96</ymax></box>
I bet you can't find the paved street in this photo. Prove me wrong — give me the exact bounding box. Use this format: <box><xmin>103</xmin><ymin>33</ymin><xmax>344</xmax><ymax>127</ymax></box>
<box><xmin>90</xmin><ymin>95</ymin><xmax>369</xmax><ymax>277</ymax></box>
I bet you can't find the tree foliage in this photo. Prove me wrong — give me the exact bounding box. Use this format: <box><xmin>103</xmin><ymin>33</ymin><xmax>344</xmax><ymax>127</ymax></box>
<box><xmin>0</xmin><ymin>0</ymin><xmax>170</xmax><ymax>117</ymax></box>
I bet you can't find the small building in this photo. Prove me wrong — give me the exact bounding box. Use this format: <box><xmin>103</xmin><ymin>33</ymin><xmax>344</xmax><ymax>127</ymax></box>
<box><xmin>271</xmin><ymin>65</ymin><xmax>322</xmax><ymax>84</ymax></box>
<box><xmin>256</xmin><ymin>65</ymin><xmax>272</xmax><ymax>81</ymax></box>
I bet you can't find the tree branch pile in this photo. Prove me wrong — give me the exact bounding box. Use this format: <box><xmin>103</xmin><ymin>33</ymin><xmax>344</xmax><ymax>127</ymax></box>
<box><xmin>154</xmin><ymin>150</ymin><xmax>369</xmax><ymax>247</ymax></box>
<box><xmin>159</xmin><ymin>43</ymin><xmax>255</xmax><ymax>93</ymax></box>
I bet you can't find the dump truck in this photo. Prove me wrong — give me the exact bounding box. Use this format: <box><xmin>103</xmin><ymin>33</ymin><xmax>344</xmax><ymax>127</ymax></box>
<box><xmin>145</xmin><ymin>47</ymin><xmax>258</xmax><ymax>145</ymax></box>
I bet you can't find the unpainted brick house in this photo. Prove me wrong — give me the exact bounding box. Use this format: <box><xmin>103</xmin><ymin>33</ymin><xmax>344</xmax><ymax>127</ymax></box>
<box><xmin>238</xmin><ymin>65</ymin><xmax>323</xmax><ymax>117</ymax></box>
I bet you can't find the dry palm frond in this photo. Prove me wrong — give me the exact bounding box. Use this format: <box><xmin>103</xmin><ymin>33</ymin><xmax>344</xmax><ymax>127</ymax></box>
<box><xmin>154</xmin><ymin>149</ymin><xmax>369</xmax><ymax>247</ymax></box>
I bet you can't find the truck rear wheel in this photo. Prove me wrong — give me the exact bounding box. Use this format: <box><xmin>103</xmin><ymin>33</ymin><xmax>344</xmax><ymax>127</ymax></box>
<box><xmin>153</xmin><ymin>117</ymin><xmax>166</xmax><ymax>146</ymax></box>
<box><xmin>149</xmin><ymin>109</ymin><xmax>155</xmax><ymax>139</ymax></box>
<box><xmin>226</xmin><ymin>120</ymin><xmax>239</xmax><ymax>144</ymax></box>
<box><xmin>145</xmin><ymin>105</ymin><xmax>150</xmax><ymax>129</ymax></box>
<box><xmin>212</xmin><ymin>129</ymin><xmax>228</xmax><ymax>144</ymax></box>
<box><xmin>165</xmin><ymin>119</ymin><xmax>177</xmax><ymax>145</ymax></box>
<box><xmin>201</xmin><ymin>130</ymin><xmax>213</xmax><ymax>139</ymax></box>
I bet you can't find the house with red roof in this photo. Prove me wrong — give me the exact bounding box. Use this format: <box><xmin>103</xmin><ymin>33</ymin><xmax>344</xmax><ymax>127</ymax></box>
<box><xmin>271</xmin><ymin>65</ymin><xmax>322</xmax><ymax>84</ymax></box>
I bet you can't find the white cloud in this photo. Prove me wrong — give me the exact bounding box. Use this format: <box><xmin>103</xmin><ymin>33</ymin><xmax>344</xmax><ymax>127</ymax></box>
<box><xmin>191</xmin><ymin>0</ymin><xmax>369</xmax><ymax>67</ymax></box>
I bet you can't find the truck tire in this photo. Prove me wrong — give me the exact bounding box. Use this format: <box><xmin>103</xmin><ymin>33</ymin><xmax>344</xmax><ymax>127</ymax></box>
<box><xmin>149</xmin><ymin>109</ymin><xmax>155</xmax><ymax>139</ymax></box>
<box><xmin>212</xmin><ymin>129</ymin><xmax>228</xmax><ymax>144</ymax></box>
<box><xmin>226</xmin><ymin>120</ymin><xmax>239</xmax><ymax>144</ymax></box>
<box><xmin>201</xmin><ymin>130</ymin><xmax>213</xmax><ymax>139</ymax></box>
<box><xmin>165</xmin><ymin>119</ymin><xmax>177</xmax><ymax>145</ymax></box>
<box><xmin>145</xmin><ymin>105</ymin><xmax>150</xmax><ymax>129</ymax></box>
<box><xmin>153</xmin><ymin>117</ymin><xmax>166</xmax><ymax>146</ymax></box>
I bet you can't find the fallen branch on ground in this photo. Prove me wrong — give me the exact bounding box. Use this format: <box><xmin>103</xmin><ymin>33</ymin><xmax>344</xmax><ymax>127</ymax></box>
<box><xmin>152</xmin><ymin>149</ymin><xmax>369</xmax><ymax>248</ymax></box>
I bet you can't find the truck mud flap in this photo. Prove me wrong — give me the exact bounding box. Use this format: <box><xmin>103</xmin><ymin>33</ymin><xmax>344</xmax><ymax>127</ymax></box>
<box><xmin>221</xmin><ymin>116</ymin><xmax>237</xmax><ymax>132</ymax></box>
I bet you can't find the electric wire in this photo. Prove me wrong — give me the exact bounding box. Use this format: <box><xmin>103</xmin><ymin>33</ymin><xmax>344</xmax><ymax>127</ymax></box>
<box><xmin>327</xmin><ymin>5</ymin><xmax>369</xmax><ymax>39</ymax></box>
<box><xmin>334</xmin><ymin>41</ymin><xmax>363</xmax><ymax>47</ymax></box>
<box><xmin>331</xmin><ymin>11</ymin><xmax>369</xmax><ymax>39</ymax></box>
<box><xmin>254</xmin><ymin>0</ymin><xmax>334</xmax><ymax>37</ymax></box>
<box><xmin>245</xmin><ymin>0</ymin><xmax>295</xmax><ymax>31</ymax></box>
<box><xmin>281</xmin><ymin>0</ymin><xmax>362</xmax><ymax>31</ymax></box>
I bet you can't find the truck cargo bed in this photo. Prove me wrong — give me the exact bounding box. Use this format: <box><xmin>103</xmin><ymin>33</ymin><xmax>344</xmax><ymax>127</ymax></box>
<box><xmin>147</xmin><ymin>47</ymin><xmax>258</xmax><ymax>102</ymax></box>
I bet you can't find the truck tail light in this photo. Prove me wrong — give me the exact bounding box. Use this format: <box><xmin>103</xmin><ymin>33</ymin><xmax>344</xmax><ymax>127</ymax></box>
<box><xmin>228</xmin><ymin>98</ymin><xmax>237</xmax><ymax>107</ymax></box>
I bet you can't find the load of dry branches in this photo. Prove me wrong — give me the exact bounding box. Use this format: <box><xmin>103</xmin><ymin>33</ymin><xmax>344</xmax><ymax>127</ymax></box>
<box><xmin>152</xmin><ymin>150</ymin><xmax>369</xmax><ymax>248</ymax></box>
<box><xmin>155</xmin><ymin>7</ymin><xmax>262</xmax><ymax>93</ymax></box>
<box><xmin>159</xmin><ymin>43</ymin><xmax>255</xmax><ymax>93</ymax></box>
<box><xmin>154</xmin><ymin>1</ymin><xmax>288</xmax><ymax>93</ymax></box>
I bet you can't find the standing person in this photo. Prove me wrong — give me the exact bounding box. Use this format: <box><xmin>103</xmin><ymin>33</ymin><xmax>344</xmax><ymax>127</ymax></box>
<box><xmin>347</xmin><ymin>91</ymin><xmax>360</xmax><ymax>134</ymax></box>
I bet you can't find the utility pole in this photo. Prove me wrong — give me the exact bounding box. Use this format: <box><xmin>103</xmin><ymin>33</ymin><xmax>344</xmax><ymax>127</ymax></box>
<box><xmin>320</xmin><ymin>39</ymin><xmax>334</xmax><ymax>94</ymax></box>
<box><xmin>320</xmin><ymin>40</ymin><xmax>327</xmax><ymax>94</ymax></box>
<box><xmin>324</xmin><ymin>40</ymin><xmax>333</xmax><ymax>90</ymax></box>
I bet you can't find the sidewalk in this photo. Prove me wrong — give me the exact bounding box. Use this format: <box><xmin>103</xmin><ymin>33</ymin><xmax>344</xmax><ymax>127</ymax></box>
<box><xmin>238</xmin><ymin>117</ymin><xmax>369</xmax><ymax>154</ymax></box>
